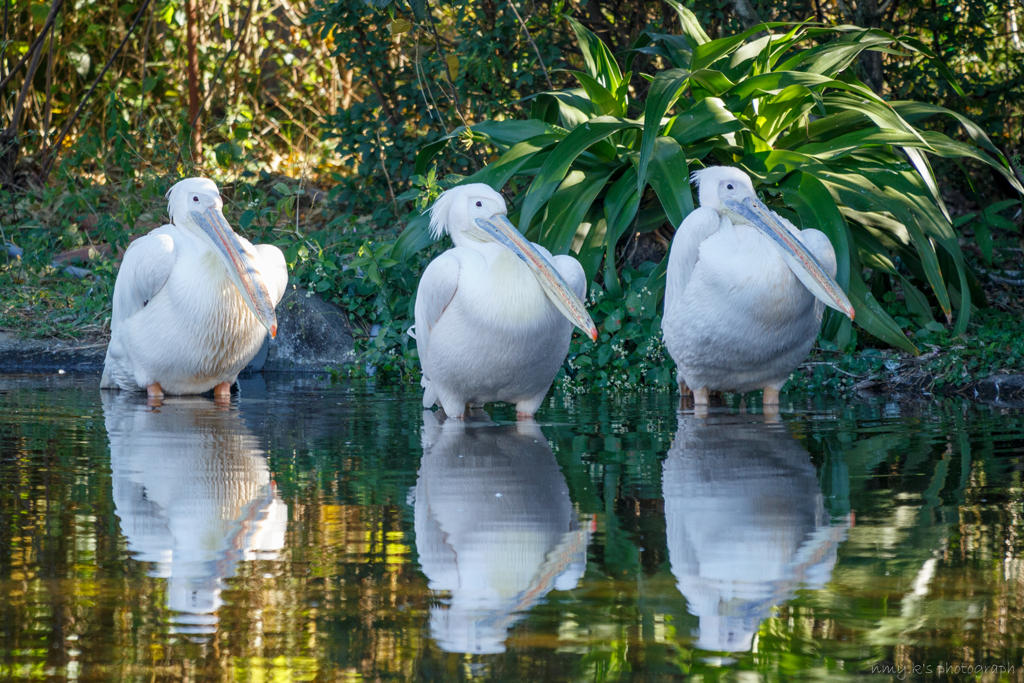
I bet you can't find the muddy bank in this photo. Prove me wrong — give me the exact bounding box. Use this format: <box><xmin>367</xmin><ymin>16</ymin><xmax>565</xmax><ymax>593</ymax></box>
<box><xmin>0</xmin><ymin>287</ymin><xmax>356</xmax><ymax>374</ymax></box>
<box><xmin>3</xmin><ymin>328</ymin><xmax>1022</xmax><ymax>407</ymax></box>
<box><xmin>0</xmin><ymin>332</ymin><xmax>107</xmax><ymax>372</ymax></box>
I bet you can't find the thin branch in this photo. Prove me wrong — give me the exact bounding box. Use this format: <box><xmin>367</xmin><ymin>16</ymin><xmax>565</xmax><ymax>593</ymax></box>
<box><xmin>1</xmin><ymin>0</ymin><xmax>10</xmax><ymax>81</ymax></box>
<box><xmin>0</xmin><ymin>0</ymin><xmax>63</xmax><ymax>94</ymax></box>
<box><xmin>6</xmin><ymin>21</ymin><xmax>47</xmax><ymax>136</ymax></box>
<box><xmin>184</xmin><ymin>0</ymin><xmax>201</xmax><ymax>156</ymax></box>
<box><xmin>133</xmin><ymin>0</ymin><xmax>155</xmax><ymax>133</ymax></box>
<box><xmin>414</xmin><ymin>42</ymin><xmax>446</xmax><ymax>130</ymax></box>
<box><xmin>41</xmin><ymin>13</ymin><xmax>55</xmax><ymax>153</ymax></box>
<box><xmin>188</xmin><ymin>0</ymin><xmax>256</xmax><ymax>131</ymax></box>
<box><xmin>40</xmin><ymin>0</ymin><xmax>152</xmax><ymax>180</ymax></box>
<box><xmin>421</xmin><ymin>0</ymin><xmax>471</xmax><ymax>129</ymax></box>
<box><xmin>507</xmin><ymin>0</ymin><xmax>553</xmax><ymax>90</ymax></box>
<box><xmin>875</xmin><ymin>0</ymin><xmax>895</xmax><ymax>14</ymax></box>
<box><xmin>376</xmin><ymin>130</ymin><xmax>398</xmax><ymax>212</ymax></box>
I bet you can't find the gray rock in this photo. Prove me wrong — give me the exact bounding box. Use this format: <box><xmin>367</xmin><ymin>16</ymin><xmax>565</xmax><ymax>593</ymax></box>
<box><xmin>249</xmin><ymin>287</ymin><xmax>355</xmax><ymax>373</ymax></box>
<box><xmin>960</xmin><ymin>374</ymin><xmax>1024</xmax><ymax>406</ymax></box>
<box><xmin>0</xmin><ymin>331</ymin><xmax>106</xmax><ymax>372</ymax></box>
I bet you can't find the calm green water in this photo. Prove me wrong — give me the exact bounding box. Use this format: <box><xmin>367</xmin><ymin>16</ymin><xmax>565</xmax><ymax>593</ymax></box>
<box><xmin>2</xmin><ymin>374</ymin><xmax>1023</xmax><ymax>682</ymax></box>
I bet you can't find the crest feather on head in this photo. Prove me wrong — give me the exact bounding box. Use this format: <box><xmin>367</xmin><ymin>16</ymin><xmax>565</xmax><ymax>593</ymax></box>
<box><xmin>428</xmin><ymin>187</ymin><xmax>459</xmax><ymax>240</ymax></box>
<box><xmin>689</xmin><ymin>167</ymin><xmax>716</xmax><ymax>187</ymax></box>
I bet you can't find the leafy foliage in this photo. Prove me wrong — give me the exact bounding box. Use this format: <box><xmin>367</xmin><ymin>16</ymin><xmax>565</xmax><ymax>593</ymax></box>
<box><xmin>0</xmin><ymin>0</ymin><xmax>340</xmax><ymax>180</ymax></box>
<box><xmin>307</xmin><ymin>0</ymin><xmax>582</xmax><ymax>224</ymax></box>
<box><xmin>400</xmin><ymin>13</ymin><xmax>1024</xmax><ymax>358</ymax></box>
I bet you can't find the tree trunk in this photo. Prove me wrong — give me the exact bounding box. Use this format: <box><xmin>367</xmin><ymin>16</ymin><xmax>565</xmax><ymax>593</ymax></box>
<box><xmin>855</xmin><ymin>0</ymin><xmax>885</xmax><ymax>93</ymax></box>
<box><xmin>185</xmin><ymin>0</ymin><xmax>202</xmax><ymax>157</ymax></box>
<box><xmin>1</xmin><ymin>23</ymin><xmax>47</xmax><ymax>186</ymax></box>
<box><xmin>338</xmin><ymin>56</ymin><xmax>353</xmax><ymax>111</ymax></box>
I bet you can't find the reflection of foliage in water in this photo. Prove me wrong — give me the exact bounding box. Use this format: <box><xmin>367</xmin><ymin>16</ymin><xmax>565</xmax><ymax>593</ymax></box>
<box><xmin>2</xmin><ymin>381</ymin><xmax>1024</xmax><ymax>680</ymax></box>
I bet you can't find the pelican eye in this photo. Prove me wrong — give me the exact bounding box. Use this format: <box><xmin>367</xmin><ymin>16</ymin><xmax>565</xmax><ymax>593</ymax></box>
<box><xmin>475</xmin><ymin>201</ymin><xmax>482</xmax><ymax>207</ymax></box>
<box><xmin>193</xmin><ymin>196</ymin><xmax>199</xmax><ymax>202</ymax></box>
<box><xmin>726</xmin><ymin>183</ymin><xmax>734</xmax><ymax>190</ymax></box>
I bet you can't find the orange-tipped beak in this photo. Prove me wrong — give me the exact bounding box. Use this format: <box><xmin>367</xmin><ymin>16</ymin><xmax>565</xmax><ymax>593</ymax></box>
<box><xmin>474</xmin><ymin>214</ymin><xmax>598</xmax><ymax>341</ymax></box>
<box><xmin>723</xmin><ymin>197</ymin><xmax>855</xmax><ymax>320</ymax></box>
<box><xmin>188</xmin><ymin>207</ymin><xmax>279</xmax><ymax>335</ymax></box>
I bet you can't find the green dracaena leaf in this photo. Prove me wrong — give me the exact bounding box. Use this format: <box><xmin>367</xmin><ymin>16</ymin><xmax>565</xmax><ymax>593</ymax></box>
<box><xmin>567</xmin><ymin>16</ymin><xmax>622</xmax><ymax>91</ymax></box>
<box><xmin>637</xmin><ymin>69</ymin><xmax>690</xmax><ymax>199</ymax></box>
<box><xmin>518</xmin><ymin>117</ymin><xmax>642</xmax><ymax>234</ymax></box>
<box><xmin>538</xmin><ymin>167</ymin><xmax>615</xmax><ymax>255</ymax></box>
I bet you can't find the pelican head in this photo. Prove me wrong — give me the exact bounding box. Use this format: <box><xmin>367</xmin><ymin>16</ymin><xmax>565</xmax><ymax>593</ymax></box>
<box><xmin>166</xmin><ymin>178</ymin><xmax>279</xmax><ymax>337</ymax></box>
<box><xmin>430</xmin><ymin>184</ymin><xmax>598</xmax><ymax>341</ymax></box>
<box><xmin>691</xmin><ymin>167</ymin><xmax>854</xmax><ymax>320</ymax></box>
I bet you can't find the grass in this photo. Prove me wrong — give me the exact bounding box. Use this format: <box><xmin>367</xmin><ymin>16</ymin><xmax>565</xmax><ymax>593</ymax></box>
<box><xmin>0</xmin><ymin>267</ymin><xmax>112</xmax><ymax>342</ymax></box>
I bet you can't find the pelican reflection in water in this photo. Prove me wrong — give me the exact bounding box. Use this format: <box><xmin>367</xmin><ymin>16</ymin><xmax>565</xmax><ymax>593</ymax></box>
<box><xmin>414</xmin><ymin>412</ymin><xmax>590</xmax><ymax>654</ymax></box>
<box><xmin>103</xmin><ymin>393</ymin><xmax>287</xmax><ymax>634</ymax></box>
<box><xmin>663</xmin><ymin>412</ymin><xmax>850</xmax><ymax>652</ymax></box>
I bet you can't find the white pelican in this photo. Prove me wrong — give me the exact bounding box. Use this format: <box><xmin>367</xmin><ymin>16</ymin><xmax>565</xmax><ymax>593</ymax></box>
<box><xmin>415</xmin><ymin>411</ymin><xmax>588</xmax><ymax>653</ymax></box>
<box><xmin>100</xmin><ymin>178</ymin><xmax>287</xmax><ymax>401</ymax></box>
<box><xmin>662</xmin><ymin>167</ymin><xmax>855</xmax><ymax>407</ymax></box>
<box><xmin>413</xmin><ymin>184</ymin><xmax>597</xmax><ymax>419</ymax></box>
<box><xmin>664</xmin><ymin>412</ymin><xmax>849</xmax><ymax>652</ymax></box>
<box><xmin>103</xmin><ymin>392</ymin><xmax>287</xmax><ymax>633</ymax></box>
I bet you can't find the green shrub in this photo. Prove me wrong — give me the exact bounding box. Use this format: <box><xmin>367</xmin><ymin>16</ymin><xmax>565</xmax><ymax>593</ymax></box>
<box><xmin>399</xmin><ymin>10</ymin><xmax>1024</xmax><ymax>359</ymax></box>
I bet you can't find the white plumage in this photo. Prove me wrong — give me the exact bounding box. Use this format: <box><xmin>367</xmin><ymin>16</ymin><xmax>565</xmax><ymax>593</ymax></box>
<box><xmin>663</xmin><ymin>411</ymin><xmax>848</xmax><ymax>652</ymax></box>
<box><xmin>104</xmin><ymin>392</ymin><xmax>287</xmax><ymax>633</ymax></box>
<box><xmin>414</xmin><ymin>411</ymin><xmax>588</xmax><ymax>654</ymax></box>
<box><xmin>662</xmin><ymin>167</ymin><xmax>848</xmax><ymax>406</ymax></box>
<box><xmin>101</xmin><ymin>178</ymin><xmax>287</xmax><ymax>397</ymax></box>
<box><xmin>414</xmin><ymin>184</ymin><xmax>595</xmax><ymax>418</ymax></box>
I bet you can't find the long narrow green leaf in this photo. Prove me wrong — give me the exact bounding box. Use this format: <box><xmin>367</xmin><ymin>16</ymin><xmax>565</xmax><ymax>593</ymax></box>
<box><xmin>689</xmin><ymin>69</ymin><xmax>736</xmax><ymax>98</ymax></box>
<box><xmin>691</xmin><ymin>22</ymin><xmax>794</xmax><ymax>71</ymax></box>
<box><xmin>539</xmin><ymin>168</ymin><xmax>615</xmax><ymax>255</ymax></box>
<box><xmin>856</xmin><ymin>165</ymin><xmax>974</xmax><ymax>333</ymax></box>
<box><xmin>567</xmin><ymin>16</ymin><xmax>622</xmax><ymax>91</ymax></box>
<box><xmin>534</xmin><ymin>90</ymin><xmax>599</xmax><ymax>130</ymax></box>
<box><xmin>781</xmin><ymin>89</ymin><xmax>928</xmax><ymax>147</ymax></box>
<box><xmin>413</xmin><ymin>120</ymin><xmax>562</xmax><ymax>175</ymax></box>
<box><xmin>576</xmin><ymin>207</ymin><xmax>610</xmax><ymax>283</ymax></box>
<box><xmin>664</xmin><ymin>97</ymin><xmax>744</xmax><ymax>145</ymax></box>
<box><xmin>645</xmin><ymin>137</ymin><xmax>693</xmax><ymax>229</ymax></box>
<box><xmin>663</xmin><ymin>0</ymin><xmax>710</xmax><ymax>45</ymax></box>
<box><xmin>637</xmin><ymin>68</ymin><xmax>690</xmax><ymax>199</ymax></box>
<box><xmin>776</xmin><ymin>30</ymin><xmax>903</xmax><ymax>76</ymax></box>
<box><xmin>643</xmin><ymin>32</ymin><xmax>696</xmax><ymax>70</ymax></box>
<box><xmin>758</xmin><ymin>84</ymin><xmax>816</xmax><ymax>144</ymax></box>
<box><xmin>892</xmin><ymin>102</ymin><xmax>1003</xmax><ymax>159</ymax></box>
<box><xmin>518</xmin><ymin>117</ymin><xmax>641</xmax><ymax>233</ymax></box>
<box><xmin>602</xmin><ymin>169</ymin><xmax>641</xmax><ymax>296</ymax></box>
<box><xmin>847</xmin><ymin>275</ymin><xmax>919</xmax><ymax>354</ymax></box>
<box><xmin>902</xmin><ymin>146</ymin><xmax>951</xmax><ymax>223</ymax></box>
<box><xmin>818</xmin><ymin>170</ymin><xmax>952</xmax><ymax>318</ymax></box>
<box><xmin>562</xmin><ymin>70</ymin><xmax>624</xmax><ymax>117</ymax></box>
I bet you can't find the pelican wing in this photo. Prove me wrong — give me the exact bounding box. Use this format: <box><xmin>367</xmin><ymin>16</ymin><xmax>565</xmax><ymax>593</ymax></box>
<box><xmin>110</xmin><ymin>226</ymin><xmax>178</xmax><ymax>326</ymax></box>
<box><xmin>665</xmin><ymin>207</ymin><xmax>722</xmax><ymax>306</ymax></box>
<box><xmin>253</xmin><ymin>243</ymin><xmax>289</xmax><ymax>307</ymax></box>
<box><xmin>413</xmin><ymin>251</ymin><xmax>461</xmax><ymax>373</ymax></box>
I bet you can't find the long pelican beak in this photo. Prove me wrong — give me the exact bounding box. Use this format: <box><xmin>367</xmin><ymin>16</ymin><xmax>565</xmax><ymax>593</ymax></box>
<box><xmin>723</xmin><ymin>197</ymin><xmax>855</xmax><ymax>320</ymax></box>
<box><xmin>187</xmin><ymin>207</ymin><xmax>279</xmax><ymax>338</ymax></box>
<box><xmin>473</xmin><ymin>214</ymin><xmax>599</xmax><ymax>341</ymax></box>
